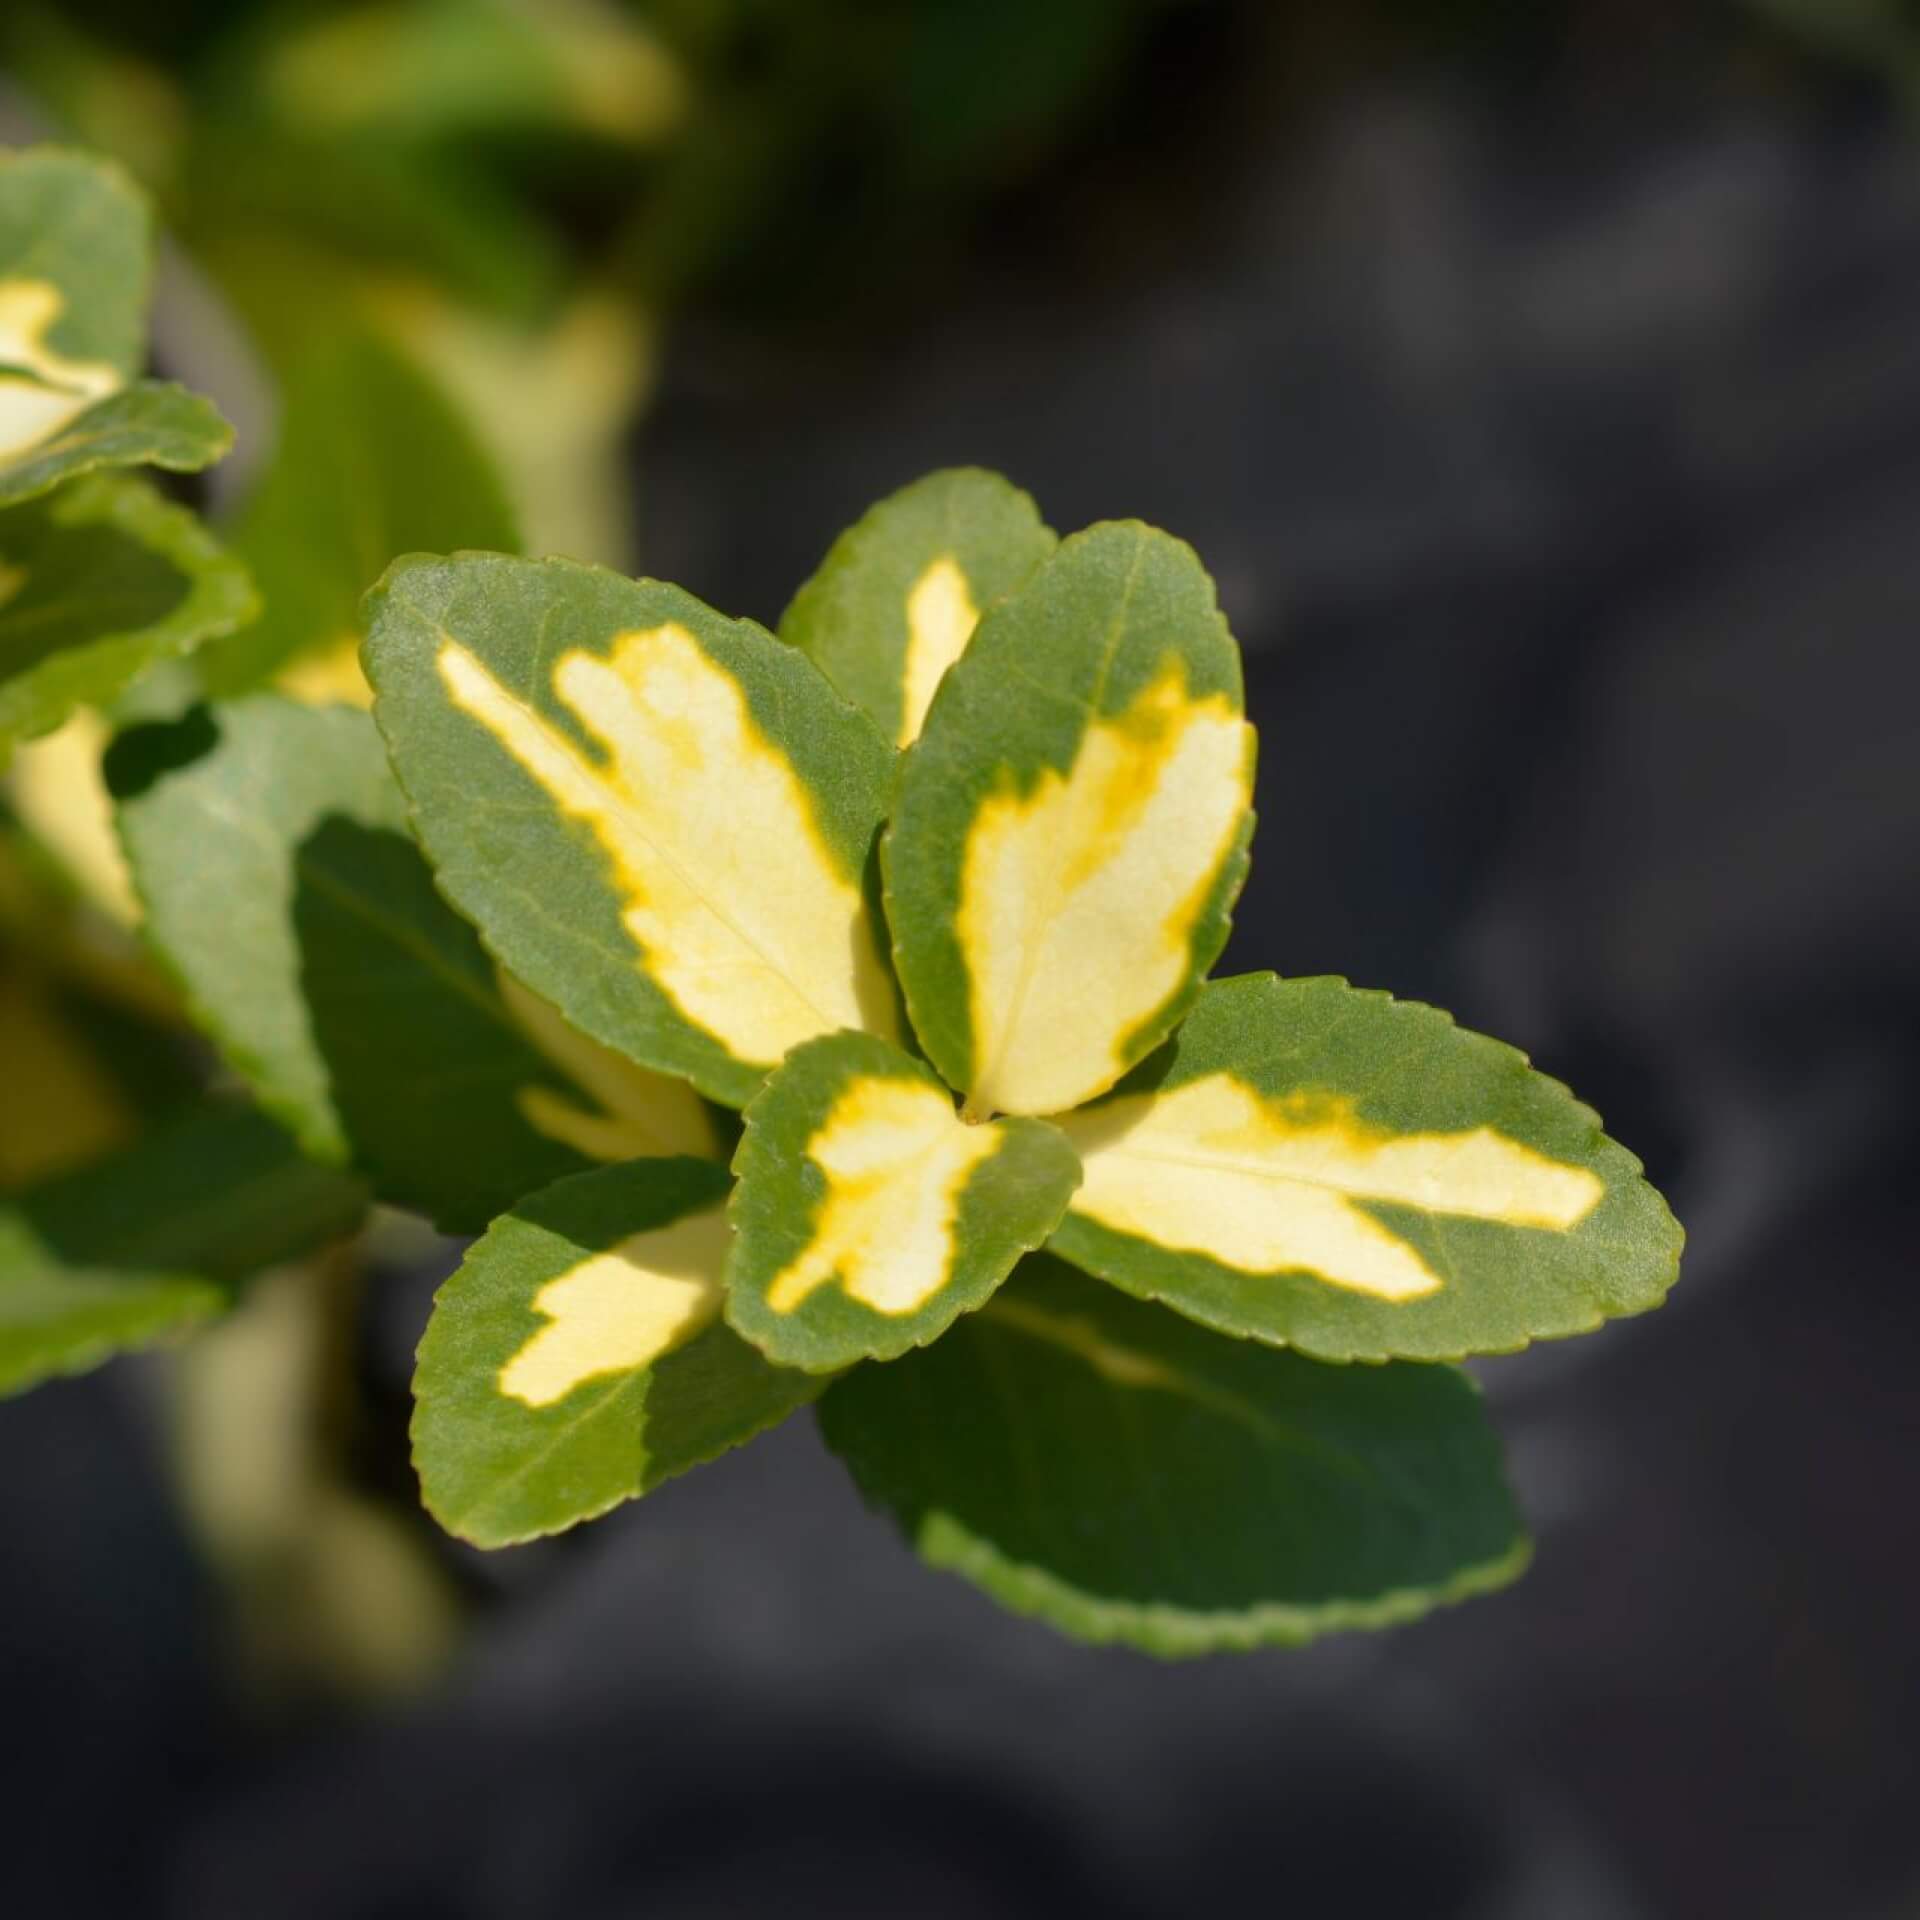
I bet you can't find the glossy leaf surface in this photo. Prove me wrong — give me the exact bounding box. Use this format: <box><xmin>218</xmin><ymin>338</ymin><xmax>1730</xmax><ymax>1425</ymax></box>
<box><xmin>726</xmin><ymin>1029</ymin><xmax>1080</xmax><ymax>1369</ymax></box>
<box><xmin>820</xmin><ymin>1255</ymin><xmax>1529</xmax><ymax>1655</ymax></box>
<box><xmin>366</xmin><ymin>552</ymin><xmax>900</xmax><ymax>1107</ymax></box>
<box><xmin>1050</xmin><ymin>974</ymin><xmax>1684</xmax><ymax>1361</ymax></box>
<box><xmin>884</xmin><ymin>522</ymin><xmax>1255</xmax><ymax>1118</ymax></box>
<box><xmin>413</xmin><ymin>1157</ymin><xmax>822</xmax><ymax>1547</ymax></box>
<box><xmin>780</xmin><ymin>466</ymin><xmax>1055</xmax><ymax>747</ymax></box>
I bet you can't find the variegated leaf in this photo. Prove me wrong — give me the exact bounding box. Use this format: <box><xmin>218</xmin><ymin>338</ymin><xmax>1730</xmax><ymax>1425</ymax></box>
<box><xmin>0</xmin><ymin>147</ymin><xmax>232</xmax><ymax>507</ymax></box>
<box><xmin>1048</xmin><ymin>973</ymin><xmax>1683</xmax><ymax>1363</ymax></box>
<box><xmin>365</xmin><ymin>553</ymin><xmax>901</xmax><ymax>1108</ymax></box>
<box><xmin>725</xmin><ymin>1029</ymin><xmax>1080</xmax><ymax>1370</ymax></box>
<box><xmin>884</xmin><ymin>521</ymin><xmax>1256</xmax><ymax>1119</ymax></box>
<box><xmin>819</xmin><ymin>1254</ymin><xmax>1529</xmax><ymax>1656</ymax></box>
<box><xmin>111</xmin><ymin>695</ymin><xmax>716</xmax><ymax>1231</ymax></box>
<box><xmin>779</xmin><ymin>467</ymin><xmax>1056</xmax><ymax>746</ymax></box>
<box><xmin>0</xmin><ymin>474</ymin><xmax>255</xmax><ymax>759</ymax></box>
<box><xmin>412</xmin><ymin>1158</ymin><xmax>822</xmax><ymax>1547</ymax></box>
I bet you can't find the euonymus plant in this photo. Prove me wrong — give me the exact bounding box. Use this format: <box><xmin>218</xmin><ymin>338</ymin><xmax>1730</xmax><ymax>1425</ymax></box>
<box><xmin>0</xmin><ymin>148</ymin><xmax>371</xmax><ymax>1391</ymax></box>
<box><xmin>1</xmin><ymin>144</ymin><xmax>1684</xmax><ymax>1656</ymax></box>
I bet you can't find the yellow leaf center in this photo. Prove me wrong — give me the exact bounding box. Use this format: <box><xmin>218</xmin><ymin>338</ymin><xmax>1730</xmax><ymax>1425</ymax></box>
<box><xmin>1064</xmin><ymin>1074</ymin><xmax>1604</xmax><ymax>1301</ymax></box>
<box><xmin>956</xmin><ymin>661</ymin><xmax>1251</xmax><ymax>1117</ymax></box>
<box><xmin>497</xmin><ymin>1203</ymin><xmax>729</xmax><ymax>1407</ymax></box>
<box><xmin>438</xmin><ymin>623</ymin><xmax>897</xmax><ymax>1073</ymax></box>
<box><xmin>898</xmin><ymin>553</ymin><xmax>978</xmax><ymax>746</ymax></box>
<box><xmin>766</xmin><ymin>1074</ymin><xmax>1002</xmax><ymax>1317</ymax></box>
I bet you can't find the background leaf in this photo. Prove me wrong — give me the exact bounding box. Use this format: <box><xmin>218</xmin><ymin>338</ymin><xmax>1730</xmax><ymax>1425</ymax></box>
<box><xmin>0</xmin><ymin>1098</ymin><xmax>368</xmax><ymax>1397</ymax></box>
<box><xmin>884</xmin><ymin>520</ymin><xmax>1256</xmax><ymax>1118</ymax></box>
<box><xmin>0</xmin><ymin>148</ymin><xmax>232</xmax><ymax>504</ymax></box>
<box><xmin>413</xmin><ymin>1157</ymin><xmax>822</xmax><ymax>1548</ymax></box>
<box><xmin>1049</xmin><ymin>974</ymin><xmax>1684</xmax><ymax>1362</ymax></box>
<box><xmin>0</xmin><ymin>380</ymin><xmax>234</xmax><ymax>509</ymax></box>
<box><xmin>199</xmin><ymin>326</ymin><xmax>520</xmax><ymax>701</ymax></box>
<box><xmin>366</xmin><ymin>552</ymin><xmax>900</xmax><ymax>1107</ymax></box>
<box><xmin>779</xmin><ymin>466</ymin><xmax>1055</xmax><ymax>746</ymax></box>
<box><xmin>111</xmin><ymin>694</ymin><xmax>716</xmax><ymax>1230</ymax></box>
<box><xmin>819</xmin><ymin>1254</ymin><xmax>1530</xmax><ymax>1656</ymax></box>
<box><xmin>0</xmin><ymin>146</ymin><xmax>147</xmax><ymax>377</ymax></box>
<box><xmin>725</xmin><ymin>1028</ymin><xmax>1080</xmax><ymax>1369</ymax></box>
<box><xmin>0</xmin><ymin>473</ymin><xmax>255</xmax><ymax>759</ymax></box>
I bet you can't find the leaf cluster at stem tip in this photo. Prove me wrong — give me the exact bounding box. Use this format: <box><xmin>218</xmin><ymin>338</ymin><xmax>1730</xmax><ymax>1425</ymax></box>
<box><xmin>0</xmin><ymin>143</ymin><xmax>1683</xmax><ymax>1656</ymax></box>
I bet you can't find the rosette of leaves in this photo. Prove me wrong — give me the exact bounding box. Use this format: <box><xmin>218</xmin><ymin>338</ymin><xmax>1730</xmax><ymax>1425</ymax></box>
<box><xmin>0</xmin><ymin>144</ymin><xmax>248</xmax><ymax>760</ymax></box>
<box><xmin>156</xmin><ymin>462</ymin><xmax>1673</xmax><ymax>1658</ymax></box>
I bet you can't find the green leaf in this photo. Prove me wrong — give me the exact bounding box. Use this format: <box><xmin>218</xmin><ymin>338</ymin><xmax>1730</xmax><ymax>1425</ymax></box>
<box><xmin>0</xmin><ymin>1217</ymin><xmax>218</xmax><ymax>1398</ymax></box>
<box><xmin>1048</xmin><ymin>974</ymin><xmax>1684</xmax><ymax>1363</ymax></box>
<box><xmin>200</xmin><ymin>327</ymin><xmax>520</xmax><ymax>700</ymax></box>
<box><xmin>0</xmin><ymin>473</ymin><xmax>256</xmax><ymax>759</ymax></box>
<box><xmin>725</xmin><ymin>1029</ymin><xmax>1081</xmax><ymax>1370</ymax></box>
<box><xmin>0</xmin><ymin>381</ymin><xmax>234</xmax><ymax>510</ymax></box>
<box><xmin>365</xmin><ymin>552</ymin><xmax>902</xmax><ymax>1109</ymax></box>
<box><xmin>0</xmin><ymin>943</ymin><xmax>197</xmax><ymax>1190</ymax></box>
<box><xmin>819</xmin><ymin>1255</ymin><xmax>1530</xmax><ymax>1656</ymax></box>
<box><xmin>0</xmin><ymin>148</ymin><xmax>232</xmax><ymax>505</ymax></box>
<box><xmin>0</xmin><ymin>1098</ymin><xmax>369</xmax><ymax>1396</ymax></box>
<box><xmin>883</xmin><ymin>520</ymin><xmax>1257</xmax><ymax>1119</ymax></box>
<box><xmin>110</xmin><ymin>695</ymin><xmax>718</xmax><ymax>1230</ymax></box>
<box><xmin>779</xmin><ymin>467</ymin><xmax>1056</xmax><ymax>747</ymax></box>
<box><xmin>412</xmin><ymin>1157</ymin><xmax>823</xmax><ymax>1547</ymax></box>
<box><xmin>256</xmin><ymin>0</ymin><xmax>685</xmax><ymax>147</ymax></box>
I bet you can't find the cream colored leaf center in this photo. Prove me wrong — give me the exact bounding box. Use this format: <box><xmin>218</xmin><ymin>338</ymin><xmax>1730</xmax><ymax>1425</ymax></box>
<box><xmin>0</xmin><ymin>280</ymin><xmax>121</xmax><ymax>458</ymax></box>
<box><xmin>766</xmin><ymin>1074</ymin><xmax>1002</xmax><ymax>1317</ymax></box>
<box><xmin>898</xmin><ymin>554</ymin><xmax>978</xmax><ymax>746</ymax></box>
<box><xmin>438</xmin><ymin>624</ymin><xmax>896</xmax><ymax>1073</ymax></box>
<box><xmin>956</xmin><ymin>661</ymin><xmax>1251</xmax><ymax>1117</ymax></box>
<box><xmin>497</xmin><ymin>1202</ymin><xmax>730</xmax><ymax>1407</ymax></box>
<box><xmin>498</xmin><ymin>968</ymin><xmax>715</xmax><ymax>1162</ymax></box>
<box><xmin>1064</xmin><ymin>1073</ymin><xmax>1605</xmax><ymax>1302</ymax></box>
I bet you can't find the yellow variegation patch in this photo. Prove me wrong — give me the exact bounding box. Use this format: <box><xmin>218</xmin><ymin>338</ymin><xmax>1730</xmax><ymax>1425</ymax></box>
<box><xmin>1063</xmin><ymin>1074</ymin><xmax>1605</xmax><ymax>1302</ymax></box>
<box><xmin>898</xmin><ymin>554</ymin><xmax>978</xmax><ymax>746</ymax></box>
<box><xmin>275</xmin><ymin>635</ymin><xmax>374</xmax><ymax>710</ymax></box>
<box><xmin>957</xmin><ymin>662</ymin><xmax>1252</xmax><ymax>1118</ymax></box>
<box><xmin>437</xmin><ymin>624</ymin><xmax>896</xmax><ymax>1072</ymax></box>
<box><xmin>766</xmin><ymin>1074</ymin><xmax>1002</xmax><ymax>1316</ymax></box>
<box><xmin>497</xmin><ymin>968</ymin><xmax>716</xmax><ymax>1162</ymax></box>
<box><xmin>497</xmin><ymin>1201</ymin><xmax>729</xmax><ymax>1407</ymax></box>
<box><xmin>0</xmin><ymin>281</ymin><xmax>121</xmax><ymax>457</ymax></box>
<box><xmin>0</xmin><ymin>558</ymin><xmax>26</xmax><ymax>609</ymax></box>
